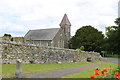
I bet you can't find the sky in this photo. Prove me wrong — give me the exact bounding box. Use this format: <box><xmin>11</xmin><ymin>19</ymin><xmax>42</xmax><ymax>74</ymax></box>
<box><xmin>0</xmin><ymin>0</ymin><xmax>119</xmax><ymax>37</ymax></box>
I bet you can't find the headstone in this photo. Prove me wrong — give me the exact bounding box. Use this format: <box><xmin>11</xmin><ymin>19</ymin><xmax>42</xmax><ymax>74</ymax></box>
<box><xmin>15</xmin><ymin>59</ymin><xmax>22</xmax><ymax>78</ymax></box>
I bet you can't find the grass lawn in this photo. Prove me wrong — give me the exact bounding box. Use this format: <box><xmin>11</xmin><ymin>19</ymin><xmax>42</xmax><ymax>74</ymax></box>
<box><xmin>62</xmin><ymin>62</ymin><xmax>119</xmax><ymax>78</ymax></box>
<box><xmin>105</xmin><ymin>54</ymin><xmax>120</xmax><ymax>58</ymax></box>
<box><xmin>1</xmin><ymin>61</ymin><xmax>102</xmax><ymax>77</ymax></box>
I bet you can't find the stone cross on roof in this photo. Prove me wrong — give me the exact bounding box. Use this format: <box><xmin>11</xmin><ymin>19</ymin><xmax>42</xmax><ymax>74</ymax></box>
<box><xmin>59</xmin><ymin>14</ymin><xmax>71</xmax><ymax>26</ymax></box>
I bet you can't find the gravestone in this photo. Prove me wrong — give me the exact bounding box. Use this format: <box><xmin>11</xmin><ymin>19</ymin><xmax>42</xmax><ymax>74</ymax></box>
<box><xmin>15</xmin><ymin>59</ymin><xmax>22</xmax><ymax>78</ymax></box>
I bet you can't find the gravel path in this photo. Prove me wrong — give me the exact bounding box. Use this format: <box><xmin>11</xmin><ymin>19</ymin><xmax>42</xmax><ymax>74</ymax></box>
<box><xmin>23</xmin><ymin>62</ymin><xmax>107</xmax><ymax>78</ymax></box>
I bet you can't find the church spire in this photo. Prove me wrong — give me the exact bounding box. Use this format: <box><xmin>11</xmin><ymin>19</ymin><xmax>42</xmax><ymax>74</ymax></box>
<box><xmin>118</xmin><ymin>0</ymin><xmax>120</xmax><ymax>17</ymax></box>
<box><xmin>59</xmin><ymin>14</ymin><xmax>71</xmax><ymax>26</ymax></box>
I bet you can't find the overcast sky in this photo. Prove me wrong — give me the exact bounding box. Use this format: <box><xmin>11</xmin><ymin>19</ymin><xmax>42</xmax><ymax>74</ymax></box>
<box><xmin>0</xmin><ymin>0</ymin><xmax>119</xmax><ymax>37</ymax></box>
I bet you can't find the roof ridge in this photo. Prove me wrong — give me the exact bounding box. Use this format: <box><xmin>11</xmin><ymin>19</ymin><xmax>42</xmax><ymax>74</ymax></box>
<box><xmin>24</xmin><ymin>28</ymin><xmax>60</xmax><ymax>40</ymax></box>
<box><xmin>31</xmin><ymin>28</ymin><xmax>60</xmax><ymax>31</ymax></box>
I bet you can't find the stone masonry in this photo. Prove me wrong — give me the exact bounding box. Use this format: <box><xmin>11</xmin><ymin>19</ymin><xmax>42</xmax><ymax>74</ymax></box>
<box><xmin>0</xmin><ymin>40</ymin><xmax>102</xmax><ymax>64</ymax></box>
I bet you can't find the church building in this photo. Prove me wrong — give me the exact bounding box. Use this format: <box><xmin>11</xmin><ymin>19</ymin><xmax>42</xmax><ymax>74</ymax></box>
<box><xmin>24</xmin><ymin>14</ymin><xmax>71</xmax><ymax>48</ymax></box>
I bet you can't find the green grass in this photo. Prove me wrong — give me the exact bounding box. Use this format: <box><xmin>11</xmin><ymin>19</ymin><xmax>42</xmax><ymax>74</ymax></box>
<box><xmin>0</xmin><ymin>64</ymin><xmax>2</xmax><ymax>75</ymax></box>
<box><xmin>1</xmin><ymin>61</ymin><xmax>102</xmax><ymax>76</ymax></box>
<box><xmin>105</xmin><ymin>65</ymin><xmax>120</xmax><ymax>78</ymax></box>
<box><xmin>62</xmin><ymin>62</ymin><xmax>119</xmax><ymax>78</ymax></box>
<box><xmin>105</xmin><ymin>54</ymin><xmax>120</xmax><ymax>58</ymax></box>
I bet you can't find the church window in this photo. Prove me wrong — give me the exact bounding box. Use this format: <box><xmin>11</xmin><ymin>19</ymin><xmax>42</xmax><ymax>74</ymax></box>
<box><xmin>48</xmin><ymin>42</ymin><xmax>51</xmax><ymax>46</ymax></box>
<box><xmin>51</xmin><ymin>41</ymin><xmax>54</xmax><ymax>47</ymax></box>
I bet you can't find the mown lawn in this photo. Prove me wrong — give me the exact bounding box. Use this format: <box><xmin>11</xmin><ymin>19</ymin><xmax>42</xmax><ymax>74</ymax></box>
<box><xmin>107</xmin><ymin>55</ymin><xmax>120</xmax><ymax>58</ymax></box>
<box><xmin>62</xmin><ymin>62</ymin><xmax>119</xmax><ymax>78</ymax></box>
<box><xmin>1</xmin><ymin>61</ymin><xmax>102</xmax><ymax>76</ymax></box>
<box><xmin>105</xmin><ymin>54</ymin><xmax>120</xmax><ymax>58</ymax></box>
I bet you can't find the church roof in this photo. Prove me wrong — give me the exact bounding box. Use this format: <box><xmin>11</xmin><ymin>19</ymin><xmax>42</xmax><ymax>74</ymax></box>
<box><xmin>24</xmin><ymin>28</ymin><xmax>60</xmax><ymax>40</ymax></box>
<box><xmin>59</xmin><ymin>14</ymin><xmax>71</xmax><ymax>26</ymax></box>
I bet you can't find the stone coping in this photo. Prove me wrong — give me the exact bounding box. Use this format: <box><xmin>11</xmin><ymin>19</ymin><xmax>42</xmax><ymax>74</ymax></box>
<box><xmin>0</xmin><ymin>40</ymin><xmax>100</xmax><ymax>54</ymax></box>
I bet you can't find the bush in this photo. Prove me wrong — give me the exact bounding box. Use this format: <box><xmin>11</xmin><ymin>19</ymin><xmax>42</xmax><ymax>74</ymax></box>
<box><xmin>3</xmin><ymin>34</ymin><xmax>11</xmax><ymax>37</ymax></box>
<box><xmin>76</xmin><ymin>46</ymin><xmax>84</xmax><ymax>51</ymax></box>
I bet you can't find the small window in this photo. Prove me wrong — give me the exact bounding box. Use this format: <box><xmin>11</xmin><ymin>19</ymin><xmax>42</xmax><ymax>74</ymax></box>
<box><xmin>48</xmin><ymin>42</ymin><xmax>51</xmax><ymax>46</ymax></box>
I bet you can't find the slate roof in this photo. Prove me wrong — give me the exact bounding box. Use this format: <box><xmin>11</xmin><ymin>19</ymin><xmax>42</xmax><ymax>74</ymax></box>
<box><xmin>24</xmin><ymin>28</ymin><xmax>60</xmax><ymax>40</ymax></box>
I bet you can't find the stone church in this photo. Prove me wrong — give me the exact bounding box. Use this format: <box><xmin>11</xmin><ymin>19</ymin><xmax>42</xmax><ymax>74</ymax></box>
<box><xmin>24</xmin><ymin>14</ymin><xmax>71</xmax><ymax>48</ymax></box>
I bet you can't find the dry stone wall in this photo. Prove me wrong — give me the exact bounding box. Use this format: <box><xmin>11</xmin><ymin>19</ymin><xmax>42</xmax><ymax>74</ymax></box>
<box><xmin>0</xmin><ymin>40</ymin><xmax>102</xmax><ymax>64</ymax></box>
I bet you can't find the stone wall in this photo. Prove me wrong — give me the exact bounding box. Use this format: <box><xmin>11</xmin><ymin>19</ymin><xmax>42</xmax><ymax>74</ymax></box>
<box><xmin>0</xmin><ymin>40</ymin><xmax>102</xmax><ymax>64</ymax></box>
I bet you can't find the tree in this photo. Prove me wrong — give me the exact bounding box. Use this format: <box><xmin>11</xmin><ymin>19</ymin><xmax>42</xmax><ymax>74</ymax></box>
<box><xmin>69</xmin><ymin>25</ymin><xmax>104</xmax><ymax>52</ymax></box>
<box><xmin>3</xmin><ymin>33</ymin><xmax>11</xmax><ymax>37</ymax></box>
<box><xmin>114</xmin><ymin>18</ymin><xmax>120</xmax><ymax>26</ymax></box>
<box><xmin>105</xmin><ymin>26</ymin><xmax>118</xmax><ymax>54</ymax></box>
<box><xmin>76</xmin><ymin>46</ymin><xmax>84</xmax><ymax>51</ymax></box>
<box><xmin>105</xmin><ymin>18</ymin><xmax>120</xmax><ymax>55</ymax></box>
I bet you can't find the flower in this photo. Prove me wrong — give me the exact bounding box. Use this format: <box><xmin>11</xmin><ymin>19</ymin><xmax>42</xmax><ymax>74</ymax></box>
<box><xmin>101</xmin><ymin>71</ymin><xmax>105</xmax><ymax>75</ymax></box>
<box><xmin>94</xmin><ymin>68</ymin><xmax>100</xmax><ymax>75</ymax></box>
<box><xmin>94</xmin><ymin>68</ymin><xmax>100</xmax><ymax>72</ymax></box>
<box><xmin>114</xmin><ymin>72</ymin><xmax>120</xmax><ymax>79</ymax></box>
<box><xmin>95</xmin><ymin>73</ymin><xmax>100</xmax><ymax>75</ymax></box>
<box><xmin>107</xmin><ymin>67</ymin><xmax>110</xmax><ymax>70</ymax></box>
<box><xmin>103</xmin><ymin>68</ymin><xmax>107</xmax><ymax>72</ymax></box>
<box><xmin>101</xmin><ymin>68</ymin><xmax>110</xmax><ymax>75</ymax></box>
<box><xmin>90</xmin><ymin>76</ymin><xmax>95</xmax><ymax>78</ymax></box>
<box><xmin>115</xmin><ymin>72</ymin><xmax>119</xmax><ymax>75</ymax></box>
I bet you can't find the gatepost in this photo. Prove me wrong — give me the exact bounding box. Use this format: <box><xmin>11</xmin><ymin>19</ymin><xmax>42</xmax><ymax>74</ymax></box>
<box><xmin>15</xmin><ymin>59</ymin><xmax>22</xmax><ymax>78</ymax></box>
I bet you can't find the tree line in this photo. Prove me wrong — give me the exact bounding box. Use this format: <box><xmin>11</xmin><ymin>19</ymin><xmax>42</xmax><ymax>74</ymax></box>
<box><xmin>69</xmin><ymin>18</ymin><xmax>120</xmax><ymax>56</ymax></box>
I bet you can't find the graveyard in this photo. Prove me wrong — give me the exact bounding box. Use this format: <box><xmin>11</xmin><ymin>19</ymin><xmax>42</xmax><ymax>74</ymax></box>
<box><xmin>0</xmin><ymin>0</ymin><xmax>120</xmax><ymax>78</ymax></box>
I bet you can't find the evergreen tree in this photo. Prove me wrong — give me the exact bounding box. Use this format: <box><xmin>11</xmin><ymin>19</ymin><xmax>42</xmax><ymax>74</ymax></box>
<box><xmin>105</xmin><ymin>18</ymin><xmax>120</xmax><ymax>55</ymax></box>
<box><xmin>69</xmin><ymin>25</ymin><xmax>104</xmax><ymax>52</ymax></box>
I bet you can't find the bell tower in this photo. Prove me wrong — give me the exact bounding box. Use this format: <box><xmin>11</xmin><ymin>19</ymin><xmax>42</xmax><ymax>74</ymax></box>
<box><xmin>118</xmin><ymin>0</ymin><xmax>120</xmax><ymax>17</ymax></box>
<box><xmin>59</xmin><ymin>14</ymin><xmax>71</xmax><ymax>48</ymax></box>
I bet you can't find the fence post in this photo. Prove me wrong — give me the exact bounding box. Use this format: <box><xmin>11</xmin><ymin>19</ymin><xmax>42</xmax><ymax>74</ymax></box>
<box><xmin>15</xmin><ymin>59</ymin><xmax>22</xmax><ymax>78</ymax></box>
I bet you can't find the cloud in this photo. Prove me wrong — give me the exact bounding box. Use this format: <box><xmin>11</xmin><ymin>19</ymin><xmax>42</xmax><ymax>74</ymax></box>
<box><xmin>0</xmin><ymin>0</ymin><xmax>119</xmax><ymax>37</ymax></box>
